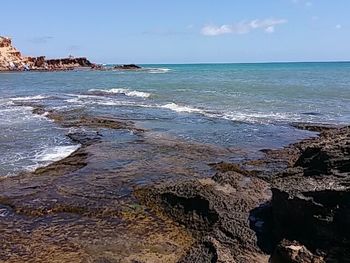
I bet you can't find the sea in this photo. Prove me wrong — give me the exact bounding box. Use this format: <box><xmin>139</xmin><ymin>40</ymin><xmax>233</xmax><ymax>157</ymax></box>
<box><xmin>1</xmin><ymin>62</ymin><xmax>350</xmax><ymax>177</ymax></box>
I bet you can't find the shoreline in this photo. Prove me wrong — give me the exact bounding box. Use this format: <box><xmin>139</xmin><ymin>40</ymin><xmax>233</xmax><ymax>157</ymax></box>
<box><xmin>1</xmin><ymin>100</ymin><xmax>349</xmax><ymax>262</ymax></box>
<box><xmin>1</xmin><ymin>36</ymin><xmax>144</xmax><ymax>72</ymax></box>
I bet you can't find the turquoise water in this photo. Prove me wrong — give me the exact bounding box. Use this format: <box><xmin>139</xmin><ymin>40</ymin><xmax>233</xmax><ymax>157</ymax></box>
<box><xmin>1</xmin><ymin>62</ymin><xmax>349</xmax><ymax>176</ymax></box>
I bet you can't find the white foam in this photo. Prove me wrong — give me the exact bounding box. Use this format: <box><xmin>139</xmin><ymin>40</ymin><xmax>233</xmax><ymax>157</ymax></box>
<box><xmin>10</xmin><ymin>95</ymin><xmax>48</xmax><ymax>101</ymax></box>
<box><xmin>34</xmin><ymin>145</ymin><xmax>80</xmax><ymax>163</ymax></box>
<box><xmin>146</xmin><ymin>68</ymin><xmax>171</xmax><ymax>74</ymax></box>
<box><xmin>65</xmin><ymin>97</ymin><xmax>82</xmax><ymax>104</ymax></box>
<box><xmin>89</xmin><ymin>88</ymin><xmax>151</xmax><ymax>98</ymax></box>
<box><xmin>160</xmin><ymin>103</ymin><xmax>205</xmax><ymax>114</ymax></box>
<box><xmin>159</xmin><ymin>102</ymin><xmax>303</xmax><ymax>124</ymax></box>
<box><xmin>64</xmin><ymin>94</ymin><xmax>103</xmax><ymax>104</ymax></box>
<box><xmin>220</xmin><ymin>111</ymin><xmax>302</xmax><ymax>124</ymax></box>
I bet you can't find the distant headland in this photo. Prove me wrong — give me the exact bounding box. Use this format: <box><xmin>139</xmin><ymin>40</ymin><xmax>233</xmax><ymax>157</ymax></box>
<box><xmin>0</xmin><ymin>36</ymin><xmax>141</xmax><ymax>72</ymax></box>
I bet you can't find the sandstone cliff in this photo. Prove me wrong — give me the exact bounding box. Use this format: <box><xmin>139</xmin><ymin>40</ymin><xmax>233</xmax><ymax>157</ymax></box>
<box><xmin>0</xmin><ymin>36</ymin><xmax>94</xmax><ymax>71</ymax></box>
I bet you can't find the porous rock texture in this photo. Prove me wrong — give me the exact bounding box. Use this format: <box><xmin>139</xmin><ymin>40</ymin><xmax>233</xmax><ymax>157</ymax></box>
<box><xmin>136</xmin><ymin>125</ymin><xmax>350</xmax><ymax>262</ymax></box>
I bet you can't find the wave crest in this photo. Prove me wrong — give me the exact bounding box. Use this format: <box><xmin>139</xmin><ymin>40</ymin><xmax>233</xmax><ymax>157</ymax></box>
<box><xmin>146</xmin><ymin>68</ymin><xmax>171</xmax><ymax>74</ymax></box>
<box><xmin>160</xmin><ymin>103</ymin><xmax>205</xmax><ymax>114</ymax></box>
<box><xmin>10</xmin><ymin>95</ymin><xmax>48</xmax><ymax>101</ymax></box>
<box><xmin>88</xmin><ymin>88</ymin><xmax>151</xmax><ymax>98</ymax></box>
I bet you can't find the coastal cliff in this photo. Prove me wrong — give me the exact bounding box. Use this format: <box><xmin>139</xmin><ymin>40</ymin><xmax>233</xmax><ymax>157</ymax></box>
<box><xmin>0</xmin><ymin>36</ymin><xmax>94</xmax><ymax>71</ymax></box>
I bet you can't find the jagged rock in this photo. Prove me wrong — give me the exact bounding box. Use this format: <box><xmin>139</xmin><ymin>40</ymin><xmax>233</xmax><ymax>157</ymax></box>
<box><xmin>46</xmin><ymin>57</ymin><xmax>93</xmax><ymax>68</ymax></box>
<box><xmin>270</xmin><ymin>240</ymin><xmax>325</xmax><ymax>263</ymax></box>
<box><xmin>134</xmin><ymin>125</ymin><xmax>350</xmax><ymax>262</ymax></box>
<box><xmin>0</xmin><ymin>35</ymin><xmax>96</xmax><ymax>71</ymax></box>
<box><xmin>113</xmin><ymin>64</ymin><xmax>141</xmax><ymax>70</ymax></box>
<box><xmin>136</xmin><ymin>169</ymin><xmax>271</xmax><ymax>262</ymax></box>
<box><xmin>268</xmin><ymin>126</ymin><xmax>350</xmax><ymax>262</ymax></box>
<box><xmin>0</xmin><ymin>36</ymin><xmax>12</xmax><ymax>47</ymax></box>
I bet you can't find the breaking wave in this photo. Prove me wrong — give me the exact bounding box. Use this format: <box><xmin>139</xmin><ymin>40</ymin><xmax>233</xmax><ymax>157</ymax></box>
<box><xmin>146</xmin><ymin>68</ymin><xmax>171</xmax><ymax>74</ymax></box>
<box><xmin>160</xmin><ymin>103</ymin><xmax>206</xmax><ymax>114</ymax></box>
<box><xmin>88</xmin><ymin>88</ymin><xmax>151</xmax><ymax>98</ymax></box>
<box><xmin>10</xmin><ymin>95</ymin><xmax>49</xmax><ymax>101</ymax></box>
<box><xmin>34</xmin><ymin>145</ymin><xmax>81</xmax><ymax>162</ymax></box>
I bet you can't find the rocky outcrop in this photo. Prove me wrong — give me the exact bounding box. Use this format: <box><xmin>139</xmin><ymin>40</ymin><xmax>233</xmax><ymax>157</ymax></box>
<box><xmin>2</xmin><ymin>100</ymin><xmax>350</xmax><ymax>261</ymax></box>
<box><xmin>0</xmin><ymin>36</ymin><xmax>96</xmax><ymax>71</ymax></box>
<box><xmin>0</xmin><ymin>36</ymin><xmax>12</xmax><ymax>47</ymax></box>
<box><xmin>46</xmin><ymin>57</ymin><xmax>93</xmax><ymax>68</ymax></box>
<box><xmin>113</xmin><ymin>64</ymin><xmax>142</xmax><ymax>70</ymax></box>
<box><xmin>136</xmin><ymin>167</ymin><xmax>272</xmax><ymax>262</ymax></box>
<box><xmin>267</xmin><ymin>126</ymin><xmax>350</xmax><ymax>262</ymax></box>
<box><xmin>134</xmin><ymin>125</ymin><xmax>350</xmax><ymax>262</ymax></box>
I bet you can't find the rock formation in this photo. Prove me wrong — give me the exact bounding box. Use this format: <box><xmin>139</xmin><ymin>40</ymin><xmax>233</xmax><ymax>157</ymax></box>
<box><xmin>113</xmin><ymin>64</ymin><xmax>142</xmax><ymax>70</ymax></box>
<box><xmin>1</xmin><ymin>99</ymin><xmax>349</xmax><ymax>262</ymax></box>
<box><xmin>136</xmin><ymin>125</ymin><xmax>350</xmax><ymax>262</ymax></box>
<box><xmin>0</xmin><ymin>36</ymin><xmax>95</xmax><ymax>71</ymax></box>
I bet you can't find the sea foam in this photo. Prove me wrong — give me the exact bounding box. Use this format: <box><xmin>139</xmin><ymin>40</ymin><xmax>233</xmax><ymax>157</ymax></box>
<box><xmin>10</xmin><ymin>95</ymin><xmax>48</xmax><ymax>101</ymax></box>
<box><xmin>160</xmin><ymin>103</ymin><xmax>205</xmax><ymax>114</ymax></box>
<box><xmin>89</xmin><ymin>88</ymin><xmax>151</xmax><ymax>98</ymax></box>
<box><xmin>34</xmin><ymin>144</ymin><xmax>80</xmax><ymax>163</ymax></box>
<box><xmin>146</xmin><ymin>68</ymin><xmax>171</xmax><ymax>74</ymax></box>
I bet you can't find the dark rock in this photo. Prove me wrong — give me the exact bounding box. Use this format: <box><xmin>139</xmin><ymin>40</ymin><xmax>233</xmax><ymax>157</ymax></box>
<box><xmin>136</xmin><ymin>170</ymin><xmax>271</xmax><ymax>262</ymax></box>
<box><xmin>46</xmin><ymin>57</ymin><xmax>93</xmax><ymax>68</ymax></box>
<box><xmin>268</xmin><ymin>126</ymin><xmax>350</xmax><ymax>262</ymax></box>
<box><xmin>113</xmin><ymin>64</ymin><xmax>141</xmax><ymax>70</ymax></box>
<box><xmin>270</xmin><ymin>240</ymin><xmax>325</xmax><ymax>263</ymax></box>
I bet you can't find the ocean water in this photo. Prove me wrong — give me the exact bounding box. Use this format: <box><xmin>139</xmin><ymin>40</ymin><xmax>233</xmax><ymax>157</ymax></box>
<box><xmin>1</xmin><ymin>62</ymin><xmax>350</xmax><ymax>176</ymax></box>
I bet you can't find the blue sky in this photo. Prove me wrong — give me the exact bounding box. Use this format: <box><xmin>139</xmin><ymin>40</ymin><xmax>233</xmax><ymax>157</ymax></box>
<box><xmin>1</xmin><ymin>0</ymin><xmax>349</xmax><ymax>63</ymax></box>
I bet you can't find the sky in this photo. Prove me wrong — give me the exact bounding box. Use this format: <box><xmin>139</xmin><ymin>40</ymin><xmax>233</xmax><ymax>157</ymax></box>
<box><xmin>1</xmin><ymin>0</ymin><xmax>349</xmax><ymax>64</ymax></box>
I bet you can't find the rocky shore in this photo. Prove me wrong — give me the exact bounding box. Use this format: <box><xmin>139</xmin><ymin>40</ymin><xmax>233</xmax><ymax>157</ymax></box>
<box><xmin>0</xmin><ymin>36</ymin><xmax>97</xmax><ymax>71</ymax></box>
<box><xmin>137</xmin><ymin>124</ymin><xmax>350</xmax><ymax>262</ymax></box>
<box><xmin>0</xmin><ymin>36</ymin><xmax>143</xmax><ymax>72</ymax></box>
<box><xmin>0</xmin><ymin>101</ymin><xmax>349</xmax><ymax>262</ymax></box>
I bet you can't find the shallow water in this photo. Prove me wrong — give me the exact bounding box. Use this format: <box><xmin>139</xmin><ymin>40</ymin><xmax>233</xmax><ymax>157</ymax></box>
<box><xmin>1</xmin><ymin>62</ymin><xmax>349</xmax><ymax>176</ymax></box>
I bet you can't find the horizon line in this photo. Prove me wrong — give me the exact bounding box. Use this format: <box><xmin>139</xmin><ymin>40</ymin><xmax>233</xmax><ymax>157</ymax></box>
<box><xmin>101</xmin><ymin>60</ymin><xmax>350</xmax><ymax>65</ymax></box>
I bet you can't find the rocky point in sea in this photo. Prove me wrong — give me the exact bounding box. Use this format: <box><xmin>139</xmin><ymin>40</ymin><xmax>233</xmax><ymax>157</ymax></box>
<box><xmin>0</xmin><ymin>36</ymin><xmax>96</xmax><ymax>71</ymax></box>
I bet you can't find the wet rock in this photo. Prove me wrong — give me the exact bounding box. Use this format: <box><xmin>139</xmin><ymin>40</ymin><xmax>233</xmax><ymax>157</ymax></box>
<box><xmin>134</xmin><ymin>126</ymin><xmax>350</xmax><ymax>262</ymax></box>
<box><xmin>291</xmin><ymin>123</ymin><xmax>342</xmax><ymax>133</ymax></box>
<box><xmin>113</xmin><ymin>64</ymin><xmax>142</xmax><ymax>70</ymax></box>
<box><xmin>270</xmin><ymin>240</ymin><xmax>325</xmax><ymax>263</ymax></box>
<box><xmin>268</xmin><ymin>126</ymin><xmax>350</xmax><ymax>261</ymax></box>
<box><xmin>136</xmin><ymin>169</ymin><xmax>271</xmax><ymax>262</ymax></box>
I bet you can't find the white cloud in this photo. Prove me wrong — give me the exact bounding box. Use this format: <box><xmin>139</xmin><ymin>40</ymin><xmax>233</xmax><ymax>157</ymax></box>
<box><xmin>201</xmin><ymin>18</ymin><xmax>287</xmax><ymax>36</ymax></box>
<box><xmin>201</xmin><ymin>25</ymin><xmax>232</xmax><ymax>36</ymax></box>
<box><xmin>335</xmin><ymin>24</ymin><xmax>342</xmax><ymax>30</ymax></box>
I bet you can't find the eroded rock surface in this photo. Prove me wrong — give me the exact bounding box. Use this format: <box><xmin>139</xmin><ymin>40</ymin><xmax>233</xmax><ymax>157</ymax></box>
<box><xmin>135</xmin><ymin>125</ymin><xmax>350</xmax><ymax>262</ymax></box>
<box><xmin>0</xmin><ymin>105</ymin><xmax>231</xmax><ymax>262</ymax></box>
<box><xmin>0</xmin><ymin>36</ymin><xmax>95</xmax><ymax>71</ymax></box>
<box><xmin>136</xmin><ymin>166</ymin><xmax>271</xmax><ymax>262</ymax></box>
<box><xmin>1</xmin><ymin>99</ymin><xmax>349</xmax><ymax>262</ymax></box>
